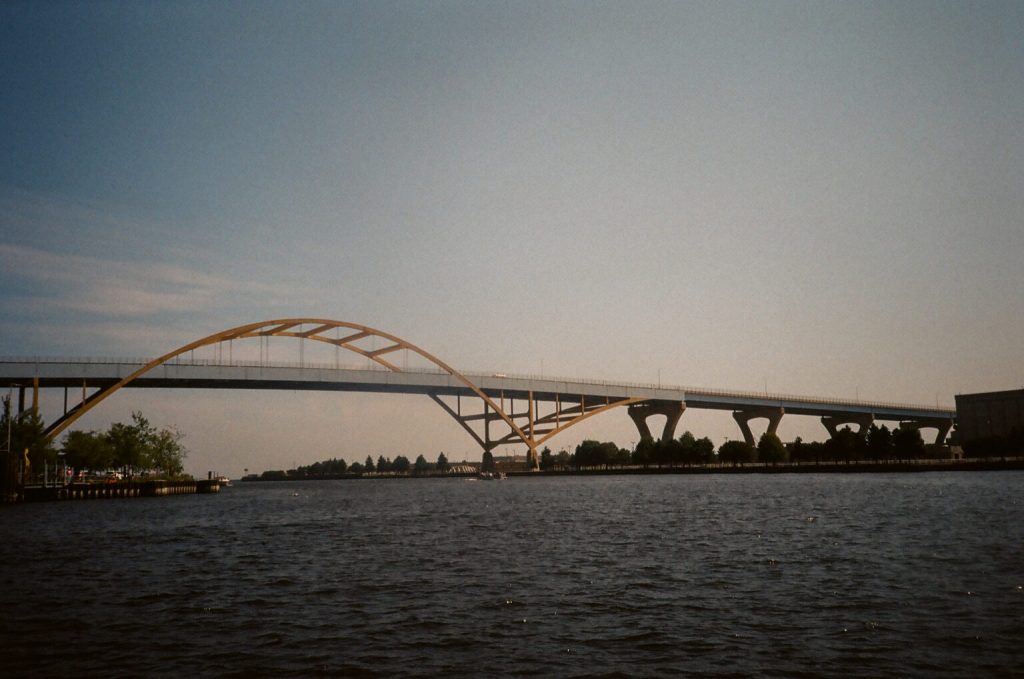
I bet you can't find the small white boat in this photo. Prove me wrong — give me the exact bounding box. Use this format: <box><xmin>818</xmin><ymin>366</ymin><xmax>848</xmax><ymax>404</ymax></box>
<box><xmin>215</xmin><ymin>475</ymin><xmax>232</xmax><ymax>487</ymax></box>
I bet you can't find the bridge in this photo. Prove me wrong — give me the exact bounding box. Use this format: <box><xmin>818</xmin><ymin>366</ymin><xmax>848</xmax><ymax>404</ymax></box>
<box><xmin>0</xmin><ymin>319</ymin><xmax>955</xmax><ymax>467</ymax></box>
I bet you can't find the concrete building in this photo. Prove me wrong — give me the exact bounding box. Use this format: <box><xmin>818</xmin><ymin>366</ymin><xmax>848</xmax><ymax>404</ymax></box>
<box><xmin>954</xmin><ymin>389</ymin><xmax>1024</xmax><ymax>442</ymax></box>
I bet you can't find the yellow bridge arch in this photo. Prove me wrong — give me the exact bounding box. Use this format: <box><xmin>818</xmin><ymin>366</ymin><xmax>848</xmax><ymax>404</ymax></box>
<box><xmin>43</xmin><ymin>319</ymin><xmax>645</xmax><ymax>466</ymax></box>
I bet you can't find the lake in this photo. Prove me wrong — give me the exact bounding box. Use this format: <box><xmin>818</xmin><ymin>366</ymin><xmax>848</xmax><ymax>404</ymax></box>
<box><xmin>1</xmin><ymin>472</ymin><xmax>1021</xmax><ymax>677</ymax></box>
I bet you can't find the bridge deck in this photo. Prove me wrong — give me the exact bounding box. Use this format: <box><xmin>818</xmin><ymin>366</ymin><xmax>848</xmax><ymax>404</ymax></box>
<box><xmin>0</xmin><ymin>358</ymin><xmax>955</xmax><ymax>422</ymax></box>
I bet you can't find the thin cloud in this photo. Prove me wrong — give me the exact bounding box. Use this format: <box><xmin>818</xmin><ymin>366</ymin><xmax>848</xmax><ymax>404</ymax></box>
<box><xmin>0</xmin><ymin>243</ymin><xmax>283</xmax><ymax>317</ymax></box>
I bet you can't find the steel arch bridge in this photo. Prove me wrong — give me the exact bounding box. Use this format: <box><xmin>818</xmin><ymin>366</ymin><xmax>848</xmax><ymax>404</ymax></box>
<box><xmin>3</xmin><ymin>318</ymin><xmax>957</xmax><ymax>467</ymax></box>
<box><xmin>34</xmin><ymin>319</ymin><xmax>647</xmax><ymax>467</ymax></box>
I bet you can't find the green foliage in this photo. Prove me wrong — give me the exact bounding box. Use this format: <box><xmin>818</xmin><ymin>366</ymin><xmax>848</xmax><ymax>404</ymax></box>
<box><xmin>62</xmin><ymin>429</ymin><xmax>114</xmax><ymax>471</ymax></box>
<box><xmin>539</xmin><ymin>447</ymin><xmax>554</xmax><ymax>470</ymax></box>
<box><xmin>2</xmin><ymin>398</ymin><xmax>56</xmax><ymax>472</ymax></box>
<box><xmin>413</xmin><ymin>454</ymin><xmax>430</xmax><ymax>473</ymax></box>
<box><xmin>718</xmin><ymin>440</ymin><xmax>753</xmax><ymax>465</ymax></box>
<box><xmin>107</xmin><ymin>412</ymin><xmax>154</xmax><ymax>473</ymax></box>
<box><xmin>293</xmin><ymin>457</ymin><xmax>348</xmax><ymax>477</ymax></box>
<box><xmin>348</xmin><ymin>462</ymin><xmax>365</xmax><ymax>474</ymax></box>
<box><xmin>574</xmin><ymin>440</ymin><xmax>620</xmax><ymax>468</ymax></box>
<box><xmin>693</xmin><ymin>436</ymin><xmax>715</xmax><ymax>464</ymax></box>
<box><xmin>150</xmin><ymin>426</ymin><xmax>187</xmax><ymax>476</ymax></box>
<box><xmin>436</xmin><ymin>452</ymin><xmax>449</xmax><ymax>472</ymax></box>
<box><xmin>364</xmin><ymin>455</ymin><xmax>375</xmax><ymax>472</ymax></box>
<box><xmin>555</xmin><ymin>450</ymin><xmax>571</xmax><ymax>469</ymax></box>
<box><xmin>824</xmin><ymin>426</ymin><xmax>859</xmax><ymax>462</ymax></box>
<box><xmin>392</xmin><ymin>455</ymin><xmax>411</xmax><ymax>473</ymax></box>
<box><xmin>866</xmin><ymin>424</ymin><xmax>893</xmax><ymax>461</ymax></box>
<box><xmin>632</xmin><ymin>436</ymin><xmax>654</xmax><ymax>467</ymax></box>
<box><xmin>757</xmin><ymin>432</ymin><xmax>788</xmax><ymax>464</ymax></box>
<box><xmin>652</xmin><ymin>438</ymin><xmax>682</xmax><ymax>466</ymax></box>
<box><xmin>892</xmin><ymin>426</ymin><xmax>925</xmax><ymax>460</ymax></box>
<box><xmin>58</xmin><ymin>410</ymin><xmax>186</xmax><ymax>479</ymax></box>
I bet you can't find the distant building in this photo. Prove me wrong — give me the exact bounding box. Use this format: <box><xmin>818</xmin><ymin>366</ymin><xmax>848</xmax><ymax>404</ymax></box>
<box><xmin>494</xmin><ymin>454</ymin><xmax>531</xmax><ymax>472</ymax></box>
<box><xmin>954</xmin><ymin>389</ymin><xmax>1024</xmax><ymax>442</ymax></box>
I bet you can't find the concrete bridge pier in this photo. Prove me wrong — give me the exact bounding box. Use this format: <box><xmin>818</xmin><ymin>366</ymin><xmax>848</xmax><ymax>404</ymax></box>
<box><xmin>628</xmin><ymin>401</ymin><xmax>685</xmax><ymax>442</ymax></box>
<box><xmin>898</xmin><ymin>418</ymin><xmax>954</xmax><ymax>445</ymax></box>
<box><xmin>821</xmin><ymin>413</ymin><xmax>874</xmax><ymax>441</ymax></box>
<box><xmin>732</xmin><ymin>407</ymin><xmax>784</xmax><ymax>447</ymax></box>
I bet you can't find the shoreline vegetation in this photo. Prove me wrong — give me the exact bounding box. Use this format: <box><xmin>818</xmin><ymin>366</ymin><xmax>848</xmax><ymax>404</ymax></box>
<box><xmin>246</xmin><ymin>426</ymin><xmax>1024</xmax><ymax>482</ymax></box>
<box><xmin>245</xmin><ymin>457</ymin><xmax>1024</xmax><ymax>482</ymax></box>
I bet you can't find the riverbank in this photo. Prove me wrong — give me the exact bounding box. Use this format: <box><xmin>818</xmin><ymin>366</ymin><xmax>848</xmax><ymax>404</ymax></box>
<box><xmin>509</xmin><ymin>458</ymin><xmax>1024</xmax><ymax>476</ymax></box>
<box><xmin>242</xmin><ymin>457</ymin><xmax>1024</xmax><ymax>482</ymax></box>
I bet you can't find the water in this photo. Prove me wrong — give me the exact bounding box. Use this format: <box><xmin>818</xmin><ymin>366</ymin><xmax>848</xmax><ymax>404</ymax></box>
<box><xmin>1</xmin><ymin>473</ymin><xmax>1022</xmax><ymax>677</ymax></box>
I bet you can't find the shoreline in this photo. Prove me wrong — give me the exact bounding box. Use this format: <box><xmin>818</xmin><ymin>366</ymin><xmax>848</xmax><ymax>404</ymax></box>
<box><xmin>242</xmin><ymin>457</ymin><xmax>1024</xmax><ymax>481</ymax></box>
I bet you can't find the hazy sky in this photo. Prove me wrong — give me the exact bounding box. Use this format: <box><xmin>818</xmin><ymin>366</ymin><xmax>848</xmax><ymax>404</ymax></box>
<box><xmin>2</xmin><ymin>1</ymin><xmax>1022</xmax><ymax>477</ymax></box>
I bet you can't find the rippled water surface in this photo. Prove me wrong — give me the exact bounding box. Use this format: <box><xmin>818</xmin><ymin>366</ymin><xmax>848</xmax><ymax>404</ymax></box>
<box><xmin>2</xmin><ymin>473</ymin><xmax>1022</xmax><ymax>677</ymax></box>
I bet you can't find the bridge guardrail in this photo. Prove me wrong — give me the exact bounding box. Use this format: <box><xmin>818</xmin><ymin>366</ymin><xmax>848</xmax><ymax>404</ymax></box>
<box><xmin>0</xmin><ymin>356</ymin><xmax>956</xmax><ymax>415</ymax></box>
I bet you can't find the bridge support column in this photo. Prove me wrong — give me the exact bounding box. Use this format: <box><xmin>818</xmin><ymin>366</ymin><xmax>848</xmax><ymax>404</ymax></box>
<box><xmin>732</xmin><ymin>407</ymin><xmax>784</xmax><ymax>447</ymax></box>
<box><xmin>821</xmin><ymin>413</ymin><xmax>873</xmax><ymax>441</ymax></box>
<box><xmin>628</xmin><ymin>401</ymin><xmax>685</xmax><ymax>442</ymax></box>
<box><xmin>898</xmin><ymin>418</ymin><xmax>954</xmax><ymax>445</ymax></box>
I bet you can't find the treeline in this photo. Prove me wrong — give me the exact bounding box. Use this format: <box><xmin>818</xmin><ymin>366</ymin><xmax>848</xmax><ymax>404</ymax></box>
<box><xmin>262</xmin><ymin>452</ymin><xmax>453</xmax><ymax>480</ymax></box>
<box><xmin>0</xmin><ymin>397</ymin><xmax>188</xmax><ymax>480</ymax></box>
<box><xmin>250</xmin><ymin>423</ymin><xmax>1020</xmax><ymax>481</ymax></box>
<box><xmin>62</xmin><ymin>412</ymin><xmax>189</xmax><ymax>478</ymax></box>
<box><xmin>540</xmin><ymin>424</ymin><xmax>941</xmax><ymax>470</ymax></box>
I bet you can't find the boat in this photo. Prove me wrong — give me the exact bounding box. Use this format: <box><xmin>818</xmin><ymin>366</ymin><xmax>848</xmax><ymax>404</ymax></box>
<box><xmin>215</xmin><ymin>475</ymin><xmax>232</xmax><ymax>487</ymax></box>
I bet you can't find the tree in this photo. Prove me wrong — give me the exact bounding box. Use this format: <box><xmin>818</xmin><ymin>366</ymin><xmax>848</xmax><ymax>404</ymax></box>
<box><xmin>348</xmin><ymin>461</ymin><xmax>365</xmax><ymax>474</ymax></box>
<box><xmin>377</xmin><ymin>455</ymin><xmax>390</xmax><ymax>473</ymax></box>
<box><xmin>436</xmin><ymin>452</ymin><xmax>449</xmax><ymax>473</ymax></box>
<box><xmin>62</xmin><ymin>429</ymin><xmax>114</xmax><ymax>472</ymax></box>
<box><xmin>789</xmin><ymin>436</ymin><xmax>806</xmax><ymax>463</ymax></box>
<box><xmin>392</xmin><ymin>455</ymin><xmax>411</xmax><ymax>473</ymax></box>
<box><xmin>824</xmin><ymin>426</ymin><xmax>858</xmax><ymax>463</ymax></box>
<box><xmin>149</xmin><ymin>426</ymin><xmax>187</xmax><ymax>477</ymax></box>
<box><xmin>364</xmin><ymin>455</ymin><xmax>375</xmax><ymax>472</ymax></box>
<box><xmin>599</xmin><ymin>441</ymin><xmax>619</xmax><ymax>468</ymax></box>
<box><xmin>866</xmin><ymin>424</ymin><xmax>893</xmax><ymax>462</ymax></box>
<box><xmin>539</xmin><ymin>447</ymin><xmax>554</xmax><ymax>471</ymax></box>
<box><xmin>555</xmin><ymin>449</ymin><xmax>571</xmax><ymax>470</ymax></box>
<box><xmin>633</xmin><ymin>436</ymin><xmax>654</xmax><ymax>468</ymax></box>
<box><xmin>575</xmin><ymin>440</ymin><xmax>604</xmax><ymax>468</ymax></box>
<box><xmin>757</xmin><ymin>432</ymin><xmax>787</xmax><ymax>464</ymax></box>
<box><xmin>693</xmin><ymin>436</ymin><xmax>715</xmax><ymax>464</ymax></box>
<box><xmin>2</xmin><ymin>398</ymin><xmax>56</xmax><ymax>475</ymax></box>
<box><xmin>893</xmin><ymin>426</ymin><xmax>925</xmax><ymax>460</ymax></box>
<box><xmin>107</xmin><ymin>412</ymin><xmax>156</xmax><ymax>476</ymax></box>
<box><xmin>678</xmin><ymin>431</ymin><xmax>697</xmax><ymax>465</ymax></box>
<box><xmin>413</xmin><ymin>454</ymin><xmax>430</xmax><ymax>474</ymax></box>
<box><xmin>650</xmin><ymin>438</ymin><xmax>677</xmax><ymax>467</ymax></box>
<box><xmin>719</xmin><ymin>440</ymin><xmax>753</xmax><ymax>466</ymax></box>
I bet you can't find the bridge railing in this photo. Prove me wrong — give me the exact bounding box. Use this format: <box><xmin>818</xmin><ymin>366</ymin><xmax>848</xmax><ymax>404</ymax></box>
<box><xmin>0</xmin><ymin>356</ymin><xmax>955</xmax><ymax>414</ymax></box>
